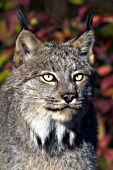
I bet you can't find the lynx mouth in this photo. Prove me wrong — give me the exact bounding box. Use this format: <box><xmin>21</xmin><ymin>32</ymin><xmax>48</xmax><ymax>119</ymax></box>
<box><xmin>45</xmin><ymin>104</ymin><xmax>69</xmax><ymax>111</ymax></box>
<box><xmin>43</xmin><ymin>97</ymin><xmax>83</xmax><ymax>111</ymax></box>
<box><xmin>45</xmin><ymin>102</ymin><xmax>82</xmax><ymax>111</ymax></box>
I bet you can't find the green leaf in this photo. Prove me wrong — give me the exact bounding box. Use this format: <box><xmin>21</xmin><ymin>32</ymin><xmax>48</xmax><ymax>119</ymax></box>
<box><xmin>0</xmin><ymin>54</ymin><xmax>9</xmax><ymax>66</ymax></box>
<box><xmin>4</xmin><ymin>2</ymin><xmax>15</xmax><ymax>10</ymax></box>
<box><xmin>69</xmin><ymin>0</ymin><xmax>84</xmax><ymax>5</ymax></box>
<box><xmin>100</xmin><ymin>24</ymin><xmax>113</xmax><ymax>37</ymax></box>
<box><xmin>14</xmin><ymin>24</ymin><xmax>21</xmax><ymax>33</ymax></box>
<box><xmin>30</xmin><ymin>18</ymin><xmax>39</xmax><ymax>26</ymax></box>
<box><xmin>0</xmin><ymin>70</ymin><xmax>9</xmax><ymax>83</ymax></box>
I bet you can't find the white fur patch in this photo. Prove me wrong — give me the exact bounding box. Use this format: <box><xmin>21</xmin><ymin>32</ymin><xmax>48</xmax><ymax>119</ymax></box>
<box><xmin>55</xmin><ymin>122</ymin><xmax>66</xmax><ymax>144</ymax></box>
<box><xmin>29</xmin><ymin>110</ymin><xmax>51</xmax><ymax>145</ymax></box>
<box><xmin>69</xmin><ymin>131</ymin><xmax>76</xmax><ymax>145</ymax></box>
<box><xmin>70</xmin><ymin>98</ymin><xmax>76</xmax><ymax>105</ymax></box>
<box><xmin>30</xmin><ymin>128</ymin><xmax>38</xmax><ymax>147</ymax></box>
<box><xmin>55</xmin><ymin>122</ymin><xmax>76</xmax><ymax>146</ymax></box>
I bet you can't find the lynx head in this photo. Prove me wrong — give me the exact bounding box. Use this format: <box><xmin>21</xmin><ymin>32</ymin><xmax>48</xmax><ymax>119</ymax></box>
<box><xmin>13</xmin><ymin>12</ymin><xmax>95</xmax><ymax>147</ymax></box>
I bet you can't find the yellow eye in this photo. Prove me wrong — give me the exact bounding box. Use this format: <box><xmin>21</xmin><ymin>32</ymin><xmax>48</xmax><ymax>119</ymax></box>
<box><xmin>43</xmin><ymin>74</ymin><xmax>54</xmax><ymax>82</ymax></box>
<box><xmin>74</xmin><ymin>74</ymin><xmax>84</xmax><ymax>81</ymax></box>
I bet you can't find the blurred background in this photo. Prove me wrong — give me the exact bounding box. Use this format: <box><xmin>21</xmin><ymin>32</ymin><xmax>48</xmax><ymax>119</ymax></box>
<box><xmin>0</xmin><ymin>0</ymin><xmax>113</xmax><ymax>169</ymax></box>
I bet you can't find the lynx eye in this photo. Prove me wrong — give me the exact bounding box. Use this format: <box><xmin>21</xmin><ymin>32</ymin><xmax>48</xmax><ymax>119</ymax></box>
<box><xmin>43</xmin><ymin>74</ymin><xmax>54</xmax><ymax>82</ymax></box>
<box><xmin>74</xmin><ymin>73</ymin><xmax>84</xmax><ymax>82</ymax></box>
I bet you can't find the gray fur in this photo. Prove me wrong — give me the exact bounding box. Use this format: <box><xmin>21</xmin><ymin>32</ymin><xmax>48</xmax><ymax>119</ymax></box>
<box><xmin>0</xmin><ymin>29</ymin><xmax>97</xmax><ymax>170</ymax></box>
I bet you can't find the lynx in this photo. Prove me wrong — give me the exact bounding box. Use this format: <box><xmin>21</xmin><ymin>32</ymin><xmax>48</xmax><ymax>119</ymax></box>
<box><xmin>0</xmin><ymin>12</ymin><xmax>97</xmax><ymax>170</ymax></box>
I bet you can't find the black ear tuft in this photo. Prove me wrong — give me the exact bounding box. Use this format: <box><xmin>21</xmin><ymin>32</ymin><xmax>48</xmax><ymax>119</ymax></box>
<box><xmin>17</xmin><ymin>9</ymin><xmax>28</xmax><ymax>30</ymax></box>
<box><xmin>86</xmin><ymin>10</ymin><xmax>93</xmax><ymax>31</ymax></box>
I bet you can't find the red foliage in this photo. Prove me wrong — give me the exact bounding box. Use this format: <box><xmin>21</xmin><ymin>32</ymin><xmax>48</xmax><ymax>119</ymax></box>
<box><xmin>101</xmin><ymin>75</ymin><xmax>113</xmax><ymax>96</ymax></box>
<box><xmin>97</xmin><ymin>135</ymin><xmax>113</xmax><ymax>161</ymax></box>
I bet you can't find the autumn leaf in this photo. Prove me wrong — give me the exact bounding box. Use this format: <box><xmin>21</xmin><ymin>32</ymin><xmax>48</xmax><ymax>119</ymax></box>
<box><xmin>97</xmin><ymin>65</ymin><xmax>112</xmax><ymax>76</ymax></box>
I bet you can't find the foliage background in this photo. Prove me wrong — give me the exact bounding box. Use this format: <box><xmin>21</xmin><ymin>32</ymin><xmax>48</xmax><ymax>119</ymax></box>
<box><xmin>0</xmin><ymin>0</ymin><xmax>113</xmax><ymax>169</ymax></box>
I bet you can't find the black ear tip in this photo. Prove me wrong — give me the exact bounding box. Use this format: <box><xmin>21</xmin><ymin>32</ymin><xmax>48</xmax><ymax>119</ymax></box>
<box><xmin>86</xmin><ymin>10</ymin><xmax>93</xmax><ymax>31</ymax></box>
<box><xmin>17</xmin><ymin>9</ymin><xmax>28</xmax><ymax>30</ymax></box>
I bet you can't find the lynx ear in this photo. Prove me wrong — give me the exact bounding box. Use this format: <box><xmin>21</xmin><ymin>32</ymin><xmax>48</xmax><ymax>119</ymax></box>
<box><xmin>14</xmin><ymin>29</ymin><xmax>45</xmax><ymax>67</ymax></box>
<box><xmin>71</xmin><ymin>30</ymin><xmax>95</xmax><ymax>64</ymax></box>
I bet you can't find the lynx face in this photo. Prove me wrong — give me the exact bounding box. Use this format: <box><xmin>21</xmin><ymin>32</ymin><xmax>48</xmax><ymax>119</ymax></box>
<box><xmin>13</xmin><ymin>29</ymin><xmax>95</xmax><ymax>146</ymax></box>
<box><xmin>21</xmin><ymin>44</ymin><xmax>94</xmax><ymax>121</ymax></box>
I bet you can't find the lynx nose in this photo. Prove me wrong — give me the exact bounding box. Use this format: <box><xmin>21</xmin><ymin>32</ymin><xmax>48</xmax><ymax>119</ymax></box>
<box><xmin>62</xmin><ymin>93</ymin><xmax>75</xmax><ymax>104</ymax></box>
